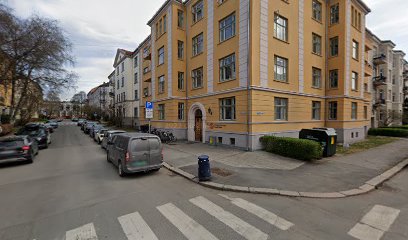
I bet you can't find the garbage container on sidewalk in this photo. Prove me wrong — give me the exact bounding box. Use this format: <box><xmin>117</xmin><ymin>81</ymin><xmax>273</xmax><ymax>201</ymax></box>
<box><xmin>198</xmin><ymin>155</ymin><xmax>211</xmax><ymax>181</ymax></box>
<box><xmin>299</xmin><ymin>128</ymin><xmax>337</xmax><ymax>157</ymax></box>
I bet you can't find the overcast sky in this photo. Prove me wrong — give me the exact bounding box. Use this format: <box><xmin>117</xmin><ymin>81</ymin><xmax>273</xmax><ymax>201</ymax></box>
<box><xmin>5</xmin><ymin>0</ymin><xmax>408</xmax><ymax>100</ymax></box>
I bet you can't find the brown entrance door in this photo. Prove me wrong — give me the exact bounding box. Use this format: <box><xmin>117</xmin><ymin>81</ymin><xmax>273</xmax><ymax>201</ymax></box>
<box><xmin>195</xmin><ymin>109</ymin><xmax>203</xmax><ymax>142</ymax></box>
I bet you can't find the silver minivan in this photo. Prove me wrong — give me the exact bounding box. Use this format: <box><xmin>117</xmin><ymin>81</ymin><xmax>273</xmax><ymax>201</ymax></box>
<box><xmin>106</xmin><ymin>133</ymin><xmax>163</xmax><ymax>177</ymax></box>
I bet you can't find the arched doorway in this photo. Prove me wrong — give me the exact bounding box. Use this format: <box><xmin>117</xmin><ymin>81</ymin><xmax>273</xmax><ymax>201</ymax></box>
<box><xmin>194</xmin><ymin>109</ymin><xmax>203</xmax><ymax>142</ymax></box>
<box><xmin>188</xmin><ymin>102</ymin><xmax>206</xmax><ymax>143</ymax></box>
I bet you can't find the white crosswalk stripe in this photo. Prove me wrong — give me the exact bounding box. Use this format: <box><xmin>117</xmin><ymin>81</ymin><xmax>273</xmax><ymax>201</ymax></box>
<box><xmin>348</xmin><ymin>205</ymin><xmax>400</xmax><ymax>240</ymax></box>
<box><xmin>157</xmin><ymin>203</ymin><xmax>218</xmax><ymax>240</ymax></box>
<box><xmin>219</xmin><ymin>194</ymin><xmax>294</xmax><ymax>230</ymax></box>
<box><xmin>65</xmin><ymin>223</ymin><xmax>98</xmax><ymax>240</ymax></box>
<box><xmin>118</xmin><ymin>211</ymin><xmax>158</xmax><ymax>240</ymax></box>
<box><xmin>189</xmin><ymin>196</ymin><xmax>268</xmax><ymax>240</ymax></box>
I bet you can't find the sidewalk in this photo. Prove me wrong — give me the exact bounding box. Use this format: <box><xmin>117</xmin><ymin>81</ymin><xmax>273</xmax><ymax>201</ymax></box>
<box><xmin>163</xmin><ymin>139</ymin><xmax>408</xmax><ymax>198</ymax></box>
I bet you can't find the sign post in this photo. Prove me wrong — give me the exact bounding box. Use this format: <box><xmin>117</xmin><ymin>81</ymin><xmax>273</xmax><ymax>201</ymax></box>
<box><xmin>145</xmin><ymin>101</ymin><xmax>153</xmax><ymax>133</ymax></box>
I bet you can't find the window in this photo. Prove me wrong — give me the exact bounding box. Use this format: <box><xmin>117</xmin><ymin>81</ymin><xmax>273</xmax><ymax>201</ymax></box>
<box><xmin>178</xmin><ymin>102</ymin><xmax>184</xmax><ymax>120</ymax></box>
<box><xmin>192</xmin><ymin>67</ymin><xmax>203</xmax><ymax>89</ymax></box>
<box><xmin>352</xmin><ymin>71</ymin><xmax>358</xmax><ymax>90</ymax></box>
<box><xmin>219</xmin><ymin>54</ymin><xmax>236</xmax><ymax>82</ymax></box>
<box><xmin>364</xmin><ymin>83</ymin><xmax>368</xmax><ymax>92</ymax></box>
<box><xmin>330</xmin><ymin>37</ymin><xmax>338</xmax><ymax>57</ymax></box>
<box><xmin>351</xmin><ymin>102</ymin><xmax>357</xmax><ymax>120</ymax></box>
<box><xmin>192</xmin><ymin>0</ymin><xmax>204</xmax><ymax>23</ymax></box>
<box><xmin>364</xmin><ymin>106</ymin><xmax>368</xmax><ymax>119</ymax></box>
<box><xmin>352</xmin><ymin>40</ymin><xmax>359</xmax><ymax>59</ymax></box>
<box><xmin>329</xmin><ymin>69</ymin><xmax>338</xmax><ymax>88</ymax></box>
<box><xmin>143</xmin><ymin>67</ymin><xmax>150</xmax><ymax>74</ymax></box>
<box><xmin>178</xmin><ymin>41</ymin><xmax>184</xmax><ymax>59</ymax></box>
<box><xmin>134</xmin><ymin>56</ymin><xmax>138</xmax><ymax>68</ymax></box>
<box><xmin>156</xmin><ymin>23</ymin><xmax>159</xmax><ymax>37</ymax></box>
<box><xmin>312</xmin><ymin>67</ymin><xmax>321</xmax><ymax>88</ymax></box>
<box><xmin>192</xmin><ymin>33</ymin><xmax>204</xmax><ymax>56</ymax></box>
<box><xmin>274</xmin><ymin>98</ymin><xmax>288</xmax><ymax>120</ymax></box>
<box><xmin>312</xmin><ymin>33</ymin><xmax>322</xmax><ymax>55</ymax></box>
<box><xmin>121</xmin><ymin>62</ymin><xmax>125</xmax><ymax>72</ymax></box>
<box><xmin>143</xmin><ymin>87</ymin><xmax>149</xmax><ymax>97</ymax></box>
<box><xmin>158</xmin><ymin>47</ymin><xmax>165</xmax><ymax>65</ymax></box>
<box><xmin>392</xmin><ymin>75</ymin><xmax>395</xmax><ymax>84</ymax></box>
<box><xmin>274</xmin><ymin>14</ymin><xmax>288</xmax><ymax>41</ymax></box>
<box><xmin>134</xmin><ymin>90</ymin><xmax>138</xmax><ymax>100</ymax></box>
<box><xmin>312</xmin><ymin>0</ymin><xmax>322</xmax><ymax>21</ymax></box>
<box><xmin>158</xmin><ymin>75</ymin><xmax>165</xmax><ymax>94</ymax></box>
<box><xmin>219</xmin><ymin>13</ymin><xmax>235</xmax><ymax>42</ymax></box>
<box><xmin>312</xmin><ymin>101</ymin><xmax>321</xmax><ymax>120</ymax></box>
<box><xmin>158</xmin><ymin>104</ymin><xmax>165</xmax><ymax>120</ymax></box>
<box><xmin>220</xmin><ymin>97</ymin><xmax>236</xmax><ymax>120</ymax></box>
<box><xmin>159</xmin><ymin>19</ymin><xmax>162</xmax><ymax>35</ymax></box>
<box><xmin>274</xmin><ymin>56</ymin><xmax>288</xmax><ymax>82</ymax></box>
<box><xmin>134</xmin><ymin>107</ymin><xmax>138</xmax><ymax>118</ymax></box>
<box><xmin>117</xmin><ymin>80</ymin><xmax>119</xmax><ymax>89</ymax></box>
<box><xmin>116</xmin><ymin>67</ymin><xmax>119</xmax><ymax>75</ymax></box>
<box><xmin>121</xmin><ymin>77</ymin><xmax>124</xmax><ymax>87</ymax></box>
<box><xmin>392</xmin><ymin>93</ymin><xmax>396</xmax><ymax>102</ymax></box>
<box><xmin>134</xmin><ymin>72</ymin><xmax>138</xmax><ymax>84</ymax></box>
<box><xmin>163</xmin><ymin>15</ymin><xmax>167</xmax><ymax>33</ymax></box>
<box><xmin>329</xmin><ymin>101</ymin><xmax>338</xmax><ymax>120</ymax></box>
<box><xmin>379</xmin><ymin>89</ymin><xmax>384</xmax><ymax>100</ymax></box>
<box><xmin>178</xmin><ymin>72</ymin><xmax>184</xmax><ymax>90</ymax></box>
<box><xmin>177</xmin><ymin>10</ymin><xmax>184</xmax><ymax>28</ymax></box>
<box><xmin>330</xmin><ymin>3</ymin><xmax>339</xmax><ymax>24</ymax></box>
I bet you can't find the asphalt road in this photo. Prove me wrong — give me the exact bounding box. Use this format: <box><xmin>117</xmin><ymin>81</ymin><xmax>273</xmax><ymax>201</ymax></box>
<box><xmin>0</xmin><ymin>123</ymin><xmax>407</xmax><ymax>240</ymax></box>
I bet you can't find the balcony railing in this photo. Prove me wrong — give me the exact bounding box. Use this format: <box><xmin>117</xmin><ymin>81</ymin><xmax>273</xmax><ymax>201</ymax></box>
<box><xmin>373</xmin><ymin>75</ymin><xmax>387</xmax><ymax>87</ymax></box>
<box><xmin>373</xmin><ymin>99</ymin><xmax>386</xmax><ymax>108</ymax></box>
<box><xmin>373</xmin><ymin>54</ymin><xmax>386</xmax><ymax>65</ymax></box>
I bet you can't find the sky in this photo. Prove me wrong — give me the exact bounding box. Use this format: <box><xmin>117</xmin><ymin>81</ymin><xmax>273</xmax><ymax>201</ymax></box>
<box><xmin>4</xmin><ymin>0</ymin><xmax>408</xmax><ymax>100</ymax></box>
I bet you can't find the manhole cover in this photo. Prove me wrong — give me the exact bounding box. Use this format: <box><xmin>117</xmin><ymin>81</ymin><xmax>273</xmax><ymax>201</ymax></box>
<box><xmin>212</xmin><ymin>167</ymin><xmax>233</xmax><ymax>177</ymax></box>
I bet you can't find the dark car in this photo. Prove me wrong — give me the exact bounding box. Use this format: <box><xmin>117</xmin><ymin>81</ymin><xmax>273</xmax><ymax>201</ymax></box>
<box><xmin>84</xmin><ymin>122</ymin><xmax>96</xmax><ymax>134</ymax></box>
<box><xmin>0</xmin><ymin>136</ymin><xmax>39</xmax><ymax>164</ymax></box>
<box><xmin>46</xmin><ymin>120</ymin><xmax>58</xmax><ymax>129</ymax></box>
<box><xmin>106</xmin><ymin>133</ymin><xmax>163</xmax><ymax>177</ymax></box>
<box><xmin>72</xmin><ymin>118</ymin><xmax>79</xmax><ymax>122</ymax></box>
<box><xmin>101</xmin><ymin>130</ymin><xmax>126</xmax><ymax>149</ymax></box>
<box><xmin>81</xmin><ymin>120</ymin><xmax>88</xmax><ymax>130</ymax></box>
<box><xmin>90</xmin><ymin>125</ymin><xmax>104</xmax><ymax>139</ymax></box>
<box><xmin>16</xmin><ymin>124</ymin><xmax>51</xmax><ymax>149</ymax></box>
<box><xmin>44</xmin><ymin>123</ymin><xmax>54</xmax><ymax>133</ymax></box>
<box><xmin>77</xmin><ymin>119</ymin><xmax>85</xmax><ymax>126</ymax></box>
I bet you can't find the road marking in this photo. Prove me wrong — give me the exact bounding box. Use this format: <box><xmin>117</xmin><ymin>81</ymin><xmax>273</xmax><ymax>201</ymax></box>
<box><xmin>348</xmin><ymin>205</ymin><xmax>400</xmax><ymax>240</ymax></box>
<box><xmin>157</xmin><ymin>203</ymin><xmax>218</xmax><ymax>240</ymax></box>
<box><xmin>65</xmin><ymin>223</ymin><xmax>98</xmax><ymax>240</ymax></box>
<box><xmin>219</xmin><ymin>194</ymin><xmax>294</xmax><ymax>230</ymax></box>
<box><xmin>189</xmin><ymin>196</ymin><xmax>268</xmax><ymax>240</ymax></box>
<box><xmin>118</xmin><ymin>211</ymin><xmax>158</xmax><ymax>240</ymax></box>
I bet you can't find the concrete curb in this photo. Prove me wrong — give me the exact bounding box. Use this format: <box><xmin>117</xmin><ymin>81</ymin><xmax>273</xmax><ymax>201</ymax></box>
<box><xmin>162</xmin><ymin>158</ymin><xmax>408</xmax><ymax>199</ymax></box>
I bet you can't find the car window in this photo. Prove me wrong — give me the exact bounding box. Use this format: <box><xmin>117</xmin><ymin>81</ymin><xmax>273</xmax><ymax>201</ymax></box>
<box><xmin>148</xmin><ymin>138</ymin><xmax>160</xmax><ymax>151</ymax></box>
<box><xmin>131</xmin><ymin>138</ymin><xmax>149</xmax><ymax>152</ymax></box>
<box><xmin>0</xmin><ymin>139</ymin><xmax>24</xmax><ymax>148</ymax></box>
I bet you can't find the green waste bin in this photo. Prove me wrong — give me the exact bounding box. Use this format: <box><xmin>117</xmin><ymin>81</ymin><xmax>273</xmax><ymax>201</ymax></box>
<box><xmin>299</xmin><ymin>128</ymin><xmax>337</xmax><ymax>157</ymax></box>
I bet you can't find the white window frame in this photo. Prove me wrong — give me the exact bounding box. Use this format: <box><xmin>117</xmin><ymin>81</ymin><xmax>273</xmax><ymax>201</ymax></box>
<box><xmin>330</xmin><ymin>37</ymin><xmax>339</xmax><ymax>57</ymax></box>
<box><xmin>351</xmin><ymin>102</ymin><xmax>357</xmax><ymax>120</ymax></box>
<box><xmin>274</xmin><ymin>97</ymin><xmax>288</xmax><ymax>121</ymax></box>
<box><xmin>274</xmin><ymin>55</ymin><xmax>288</xmax><ymax>82</ymax></box>
<box><xmin>192</xmin><ymin>33</ymin><xmax>203</xmax><ymax>56</ymax></box>
<box><xmin>219</xmin><ymin>13</ymin><xmax>236</xmax><ymax>42</ymax></box>
<box><xmin>312</xmin><ymin>0</ymin><xmax>322</xmax><ymax>21</ymax></box>
<box><xmin>192</xmin><ymin>0</ymin><xmax>204</xmax><ymax>23</ymax></box>
<box><xmin>220</xmin><ymin>97</ymin><xmax>236</xmax><ymax>121</ymax></box>
<box><xmin>192</xmin><ymin>67</ymin><xmax>203</xmax><ymax>89</ymax></box>
<box><xmin>178</xmin><ymin>102</ymin><xmax>185</xmax><ymax>120</ymax></box>
<box><xmin>219</xmin><ymin>54</ymin><xmax>236</xmax><ymax>82</ymax></box>
<box><xmin>330</xmin><ymin>3</ymin><xmax>339</xmax><ymax>24</ymax></box>
<box><xmin>274</xmin><ymin>14</ymin><xmax>288</xmax><ymax>42</ymax></box>
<box><xmin>312</xmin><ymin>33</ymin><xmax>322</xmax><ymax>55</ymax></box>
<box><xmin>158</xmin><ymin>75</ymin><xmax>165</xmax><ymax>93</ymax></box>
<box><xmin>158</xmin><ymin>46</ymin><xmax>165</xmax><ymax>65</ymax></box>
<box><xmin>329</xmin><ymin>69</ymin><xmax>338</xmax><ymax>88</ymax></box>
<box><xmin>178</xmin><ymin>41</ymin><xmax>184</xmax><ymax>59</ymax></box>
<box><xmin>312</xmin><ymin>67</ymin><xmax>321</xmax><ymax>88</ymax></box>
<box><xmin>178</xmin><ymin>72</ymin><xmax>184</xmax><ymax>90</ymax></box>
<box><xmin>158</xmin><ymin>104</ymin><xmax>165</xmax><ymax>120</ymax></box>
<box><xmin>352</xmin><ymin>40</ymin><xmax>359</xmax><ymax>59</ymax></box>
<box><xmin>312</xmin><ymin>101</ymin><xmax>321</xmax><ymax>120</ymax></box>
<box><xmin>352</xmin><ymin>71</ymin><xmax>358</xmax><ymax>90</ymax></box>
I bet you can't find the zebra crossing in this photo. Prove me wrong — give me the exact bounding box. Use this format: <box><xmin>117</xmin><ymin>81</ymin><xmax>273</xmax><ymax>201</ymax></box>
<box><xmin>63</xmin><ymin>197</ymin><xmax>404</xmax><ymax>240</ymax></box>
<box><xmin>64</xmin><ymin>195</ymin><xmax>294</xmax><ymax>240</ymax></box>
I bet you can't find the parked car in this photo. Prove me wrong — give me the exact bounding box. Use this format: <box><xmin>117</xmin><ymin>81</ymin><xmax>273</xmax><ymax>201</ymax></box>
<box><xmin>84</xmin><ymin>122</ymin><xmax>96</xmax><ymax>134</ymax></box>
<box><xmin>15</xmin><ymin>124</ymin><xmax>51</xmax><ymax>149</ymax></box>
<box><xmin>43</xmin><ymin>123</ymin><xmax>54</xmax><ymax>133</ymax></box>
<box><xmin>46</xmin><ymin>120</ymin><xmax>58</xmax><ymax>129</ymax></box>
<box><xmin>101</xmin><ymin>130</ymin><xmax>126</xmax><ymax>149</ymax></box>
<box><xmin>72</xmin><ymin>118</ymin><xmax>79</xmax><ymax>122</ymax></box>
<box><xmin>0</xmin><ymin>136</ymin><xmax>39</xmax><ymax>164</ymax></box>
<box><xmin>94</xmin><ymin>128</ymin><xmax>108</xmax><ymax>144</ymax></box>
<box><xmin>106</xmin><ymin>133</ymin><xmax>163</xmax><ymax>177</ymax></box>
<box><xmin>81</xmin><ymin>120</ymin><xmax>88</xmax><ymax>131</ymax></box>
<box><xmin>77</xmin><ymin>119</ymin><xmax>85</xmax><ymax>126</ymax></box>
<box><xmin>90</xmin><ymin>124</ymin><xmax>104</xmax><ymax>138</ymax></box>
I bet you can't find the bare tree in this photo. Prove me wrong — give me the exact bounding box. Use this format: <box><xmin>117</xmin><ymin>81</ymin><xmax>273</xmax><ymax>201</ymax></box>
<box><xmin>0</xmin><ymin>4</ymin><xmax>77</xmax><ymax>122</ymax></box>
<box><xmin>378</xmin><ymin>109</ymin><xmax>402</xmax><ymax>127</ymax></box>
<box><xmin>42</xmin><ymin>91</ymin><xmax>62</xmax><ymax>118</ymax></box>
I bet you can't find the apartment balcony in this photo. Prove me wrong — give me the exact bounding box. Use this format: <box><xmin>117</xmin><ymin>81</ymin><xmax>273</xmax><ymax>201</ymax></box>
<box><xmin>364</xmin><ymin>60</ymin><xmax>373</xmax><ymax>77</ymax></box>
<box><xmin>109</xmin><ymin>91</ymin><xmax>115</xmax><ymax>98</ymax></box>
<box><xmin>373</xmin><ymin>75</ymin><xmax>387</xmax><ymax>87</ymax></box>
<box><xmin>404</xmin><ymin>87</ymin><xmax>408</xmax><ymax>94</ymax></box>
<box><xmin>403</xmin><ymin>70</ymin><xmax>408</xmax><ymax>79</ymax></box>
<box><xmin>373</xmin><ymin>99</ymin><xmax>386</xmax><ymax>108</ymax></box>
<box><xmin>373</xmin><ymin>54</ymin><xmax>387</xmax><ymax>65</ymax></box>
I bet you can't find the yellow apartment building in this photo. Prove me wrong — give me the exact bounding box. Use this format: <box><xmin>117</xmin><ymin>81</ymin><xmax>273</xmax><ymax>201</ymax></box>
<box><xmin>135</xmin><ymin>0</ymin><xmax>373</xmax><ymax>150</ymax></box>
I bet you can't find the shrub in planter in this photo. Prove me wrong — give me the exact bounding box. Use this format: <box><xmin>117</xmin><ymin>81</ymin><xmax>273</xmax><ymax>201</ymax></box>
<box><xmin>260</xmin><ymin>136</ymin><xmax>323</xmax><ymax>161</ymax></box>
<box><xmin>368</xmin><ymin>128</ymin><xmax>408</xmax><ymax>137</ymax></box>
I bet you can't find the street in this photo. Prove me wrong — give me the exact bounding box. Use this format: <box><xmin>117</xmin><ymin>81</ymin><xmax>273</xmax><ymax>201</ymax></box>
<box><xmin>0</xmin><ymin>123</ymin><xmax>407</xmax><ymax>240</ymax></box>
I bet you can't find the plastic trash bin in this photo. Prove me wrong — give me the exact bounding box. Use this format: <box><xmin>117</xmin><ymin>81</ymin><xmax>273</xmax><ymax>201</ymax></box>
<box><xmin>198</xmin><ymin>155</ymin><xmax>211</xmax><ymax>181</ymax></box>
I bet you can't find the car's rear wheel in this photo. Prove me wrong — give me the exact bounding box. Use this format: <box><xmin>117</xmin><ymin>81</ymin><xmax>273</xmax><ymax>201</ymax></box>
<box><xmin>118</xmin><ymin>161</ymin><xmax>126</xmax><ymax>177</ymax></box>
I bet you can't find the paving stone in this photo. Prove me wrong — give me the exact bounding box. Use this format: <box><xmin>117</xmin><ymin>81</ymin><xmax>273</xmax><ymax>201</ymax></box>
<box><xmin>359</xmin><ymin>184</ymin><xmax>375</xmax><ymax>192</ymax></box>
<box><xmin>279</xmin><ymin>190</ymin><xmax>300</xmax><ymax>197</ymax></box>
<box><xmin>199</xmin><ymin>182</ymin><xmax>224</xmax><ymax>190</ymax></box>
<box><xmin>366</xmin><ymin>175</ymin><xmax>388</xmax><ymax>186</ymax></box>
<box><xmin>223</xmin><ymin>185</ymin><xmax>249</xmax><ymax>192</ymax></box>
<box><xmin>249</xmin><ymin>187</ymin><xmax>279</xmax><ymax>195</ymax></box>
<box><xmin>340</xmin><ymin>188</ymin><xmax>366</xmax><ymax>196</ymax></box>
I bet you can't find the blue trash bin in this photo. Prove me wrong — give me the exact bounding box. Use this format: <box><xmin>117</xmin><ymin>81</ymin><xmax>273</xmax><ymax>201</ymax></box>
<box><xmin>198</xmin><ymin>155</ymin><xmax>211</xmax><ymax>181</ymax></box>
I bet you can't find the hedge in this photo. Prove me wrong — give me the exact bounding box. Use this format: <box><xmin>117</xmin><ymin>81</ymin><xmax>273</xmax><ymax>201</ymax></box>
<box><xmin>384</xmin><ymin>125</ymin><xmax>408</xmax><ymax>130</ymax></box>
<box><xmin>260</xmin><ymin>136</ymin><xmax>323</xmax><ymax>161</ymax></box>
<box><xmin>368</xmin><ymin>128</ymin><xmax>408</xmax><ymax>137</ymax></box>
<box><xmin>0</xmin><ymin>124</ymin><xmax>13</xmax><ymax>137</ymax></box>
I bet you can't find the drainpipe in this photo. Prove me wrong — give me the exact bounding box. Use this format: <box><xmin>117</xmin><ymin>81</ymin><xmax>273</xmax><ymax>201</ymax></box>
<box><xmin>324</xmin><ymin>0</ymin><xmax>329</xmax><ymax>127</ymax></box>
<box><xmin>246</xmin><ymin>1</ymin><xmax>251</xmax><ymax>151</ymax></box>
<box><xmin>186</xmin><ymin>9</ymin><xmax>189</xmax><ymax>141</ymax></box>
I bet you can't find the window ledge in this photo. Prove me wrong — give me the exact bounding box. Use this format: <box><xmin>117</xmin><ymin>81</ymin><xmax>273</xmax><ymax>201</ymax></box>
<box><xmin>311</xmin><ymin>86</ymin><xmax>322</xmax><ymax>89</ymax></box>
<box><xmin>191</xmin><ymin>86</ymin><xmax>204</xmax><ymax>90</ymax></box>
<box><xmin>191</xmin><ymin>52</ymin><xmax>204</xmax><ymax>59</ymax></box>
<box><xmin>219</xmin><ymin>78</ymin><xmax>236</xmax><ymax>83</ymax></box>
<box><xmin>273</xmin><ymin>79</ymin><xmax>289</xmax><ymax>84</ymax></box>
<box><xmin>273</xmin><ymin>37</ymin><xmax>289</xmax><ymax>44</ymax></box>
<box><xmin>191</xmin><ymin>18</ymin><xmax>204</xmax><ymax>27</ymax></box>
<box><xmin>218</xmin><ymin>35</ymin><xmax>236</xmax><ymax>45</ymax></box>
<box><xmin>312</xmin><ymin>17</ymin><xmax>323</xmax><ymax>24</ymax></box>
<box><xmin>312</xmin><ymin>52</ymin><xmax>322</xmax><ymax>57</ymax></box>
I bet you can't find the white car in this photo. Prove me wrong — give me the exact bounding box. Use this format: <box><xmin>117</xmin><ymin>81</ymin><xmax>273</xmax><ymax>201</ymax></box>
<box><xmin>95</xmin><ymin>129</ymin><xmax>108</xmax><ymax>144</ymax></box>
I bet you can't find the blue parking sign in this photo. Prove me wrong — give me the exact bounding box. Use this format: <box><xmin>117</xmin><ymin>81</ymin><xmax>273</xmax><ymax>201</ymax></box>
<box><xmin>145</xmin><ymin>101</ymin><xmax>153</xmax><ymax>109</ymax></box>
